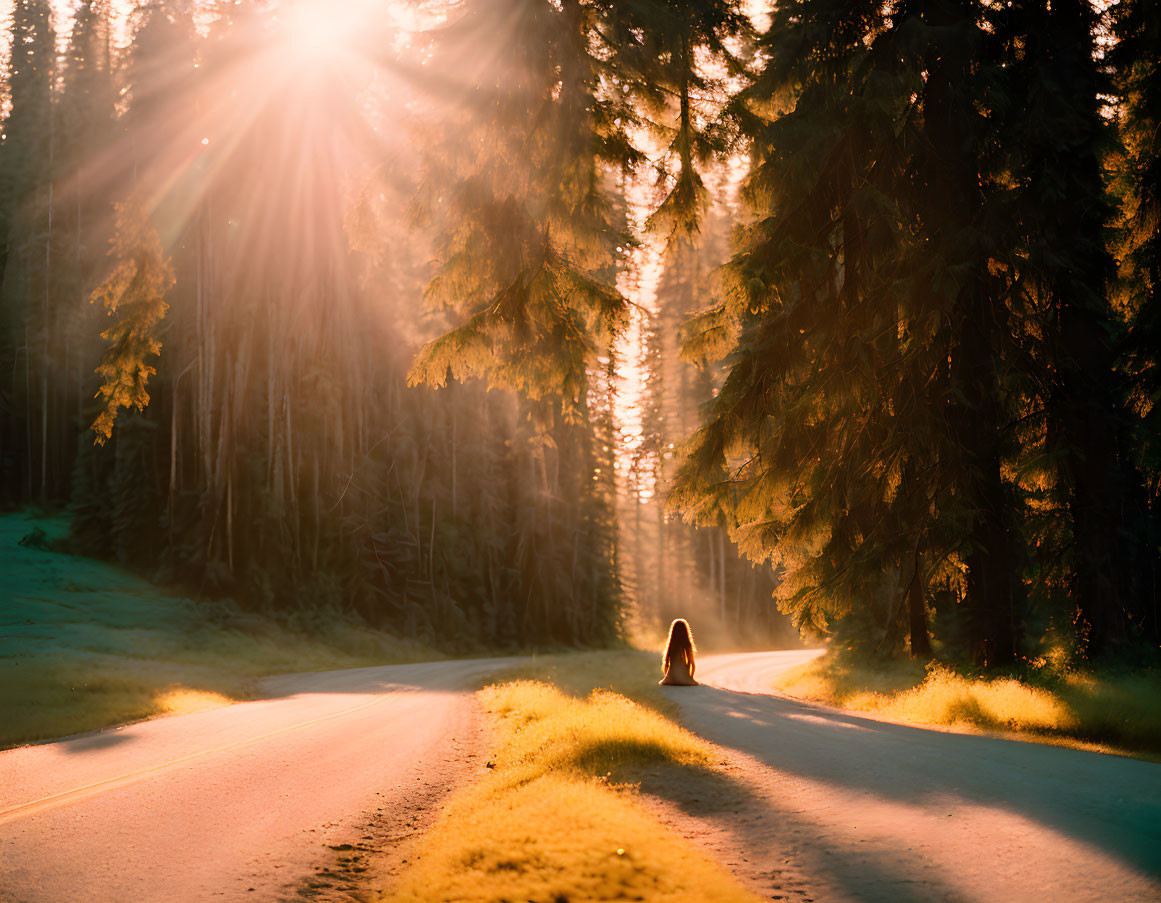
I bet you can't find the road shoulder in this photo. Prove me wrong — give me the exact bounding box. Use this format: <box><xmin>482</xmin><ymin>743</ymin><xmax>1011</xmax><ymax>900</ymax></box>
<box><xmin>282</xmin><ymin>697</ymin><xmax>492</xmax><ymax>902</ymax></box>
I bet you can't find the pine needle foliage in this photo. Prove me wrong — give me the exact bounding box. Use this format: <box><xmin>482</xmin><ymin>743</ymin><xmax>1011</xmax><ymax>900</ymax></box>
<box><xmin>1114</xmin><ymin>0</ymin><xmax>1161</xmax><ymax>502</ymax></box>
<box><xmin>409</xmin><ymin>0</ymin><xmax>753</xmax><ymax>413</ymax></box>
<box><xmin>999</xmin><ymin>0</ymin><xmax>1153</xmax><ymax>657</ymax></box>
<box><xmin>668</xmin><ymin>0</ymin><xmax>1161</xmax><ymax>665</ymax></box>
<box><xmin>408</xmin><ymin>0</ymin><xmax>632</xmax><ymax>420</ymax></box>
<box><xmin>671</xmin><ymin>0</ymin><xmax>945</xmax><ymax>644</ymax></box>
<box><xmin>671</xmin><ymin>0</ymin><xmax>1052</xmax><ymax>665</ymax></box>
<box><xmin>89</xmin><ymin>204</ymin><xmax>174</xmax><ymax>444</ymax></box>
<box><xmin>601</xmin><ymin>1</ymin><xmax>753</xmax><ymax>240</ymax></box>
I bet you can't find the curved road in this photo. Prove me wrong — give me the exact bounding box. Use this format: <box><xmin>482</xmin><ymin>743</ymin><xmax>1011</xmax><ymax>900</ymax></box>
<box><xmin>1</xmin><ymin>650</ymin><xmax>1158</xmax><ymax>902</ymax></box>
<box><xmin>0</xmin><ymin>657</ymin><xmax>522</xmax><ymax>903</ymax></box>
<box><xmin>667</xmin><ymin>651</ymin><xmax>1161</xmax><ymax>903</ymax></box>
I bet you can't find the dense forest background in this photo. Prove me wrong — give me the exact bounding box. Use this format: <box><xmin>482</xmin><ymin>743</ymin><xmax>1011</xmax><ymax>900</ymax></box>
<box><xmin>0</xmin><ymin>0</ymin><xmax>1158</xmax><ymax>667</ymax></box>
<box><xmin>0</xmin><ymin>0</ymin><xmax>797</xmax><ymax>651</ymax></box>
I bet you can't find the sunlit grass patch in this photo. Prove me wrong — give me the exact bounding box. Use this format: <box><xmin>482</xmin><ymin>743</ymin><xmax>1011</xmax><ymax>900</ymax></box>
<box><xmin>774</xmin><ymin>654</ymin><xmax>1161</xmax><ymax>756</ymax></box>
<box><xmin>842</xmin><ymin>667</ymin><xmax>1077</xmax><ymax>732</ymax></box>
<box><xmin>155</xmin><ymin>686</ymin><xmax>235</xmax><ymax>716</ymax></box>
<box><xmin>481</xmin><ymin>680</ymin><xmax>713</xmax><ymax>786</ymax></box>
<box><xmin>490</xmin><ymin>649</ymin><xmax>674</xmax><ymax>714</ymax></box>
<box><xmin>387</xmin><ymin>774</ymin><xmax>756</xmax><ymax>903</ymax></box>
<box><xmin>384</xmin><ymin>654</ymin><xmax>760</xmax><ymax>903</ymax></box>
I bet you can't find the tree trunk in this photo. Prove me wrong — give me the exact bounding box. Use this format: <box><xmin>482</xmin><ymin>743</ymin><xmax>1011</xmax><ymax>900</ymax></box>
<box><xmin>717</xmin><ymin>528</ymin><xmax>727</xmax><ymax>628</ymax></box>
<box><xmin>908</xmin><ymin>545</ymin><xmax>932</xmax><ymax>658</ymax></box>
<box><xmin>1057</xmin><ymin>287</ymin><xmax>1127</xmax><ymax>657</ymax></box>
<box><xmin>923</xmin><ymin>27</ymin><xmax>1020</xmax><ymax>669</ymax></box>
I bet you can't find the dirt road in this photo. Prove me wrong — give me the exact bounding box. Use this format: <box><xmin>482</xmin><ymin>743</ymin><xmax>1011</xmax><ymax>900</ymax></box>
<box><xmin>0</xmin><ymin>658</ymin><xmax>520</xmax><ymax>903</ymax></box>
<box><xmin>661</xmin><ymin>650</ymin><xmax>1161</xmax><ymax>903</ymax></box>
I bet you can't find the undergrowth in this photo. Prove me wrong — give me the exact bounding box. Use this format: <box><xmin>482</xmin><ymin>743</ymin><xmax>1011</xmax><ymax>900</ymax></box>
<box><xmin>774</xmin><ymin>651</ymin><xmax>1161</xmax><ymax>757</ymax></box>
<box><xmin>383</xmin><ymin>651</ymin><xmax>760</xmax><ymax>903</ymax></box>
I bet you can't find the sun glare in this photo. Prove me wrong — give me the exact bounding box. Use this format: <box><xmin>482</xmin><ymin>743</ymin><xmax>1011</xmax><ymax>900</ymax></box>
<box><xmin>277</xmin><ymin>0</ymin><xmax>366</xmax><ymax>63</ymax></box>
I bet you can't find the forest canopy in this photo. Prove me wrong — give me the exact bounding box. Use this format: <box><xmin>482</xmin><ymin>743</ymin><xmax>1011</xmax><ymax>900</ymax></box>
<box><xmin>0</xmin><ymin>0</ymin><xmax>1158</xmax><ymax>666</ymax></box>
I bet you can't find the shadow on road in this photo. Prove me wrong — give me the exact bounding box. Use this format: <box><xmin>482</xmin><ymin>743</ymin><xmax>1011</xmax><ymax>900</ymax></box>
<box><xmin>630</xmin><ymin>752</ymin><xmax>963</xmax><ymax>903</ymax></box>
<box><xmin>59</xmin><ymin>731</ymin><xmax>136</xmax><ymax>755</ymax></box>
<box><xmin>672</xmin><ymin>684</ymin><xmax>1161</xmax><ymax>880</ymax></box>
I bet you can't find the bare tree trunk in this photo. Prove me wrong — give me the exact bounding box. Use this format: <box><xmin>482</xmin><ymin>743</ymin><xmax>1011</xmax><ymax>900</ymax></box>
<box><xmin>226</xmin><ymin>473</ymin><xmax>234</xmax><ymax>573</ymax></box>
<box><xmin>24</xmin><ymin>326</ymin><xmax>32</xmax><ymax>499</ymax></box>
<box><xmin>169</xmin><ymin>376</ymin><xmax>179</xmax><ymax>546</ymax></box>
<box><xmin>312</xmin><ymin>452</ymin><xmax>320</xmax><ymax>571</ymax></box>
<box><xmin>40</xmin><ymin>366</ymin><xmax>47</xmax><ymax>501</ymax></box>
<box><xmin>267</xmin><ymin>321</ymin><xmax>276</xmax><ymax>493</ymax></box>
<box><xmin>42</xmin><ymin>107</ymin><xmax>54</xmax><ymax>501</ymax></box>
<box><xmin>908</xmin><ymin>543</ymin><xmax>932</xmax><ymax>658</ymax></box>
<box><xmin>656</xmin><ymin>496</ymin><xmax>665</xmax><ymax>620</ymax></box>
<box><xmin>706</xmin><ymin>529</ymin><xmax>716</xmax><ymax>618</ymax></box>
<box><xmin>451</xmin><ymin>399</ymin><xmax>458</xmax><ymax>521</ymax></box>
<box><xmin>718</xmin><ymin>528</ymin><xmax>727</xmax><ymax>628</ymax></box>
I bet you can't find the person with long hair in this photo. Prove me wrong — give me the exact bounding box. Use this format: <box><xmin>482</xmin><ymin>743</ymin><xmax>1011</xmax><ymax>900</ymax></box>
<box><xmin>659</xmin><ymin>618</ymin><xmax>698</xmax><ymax>686</ymax></box>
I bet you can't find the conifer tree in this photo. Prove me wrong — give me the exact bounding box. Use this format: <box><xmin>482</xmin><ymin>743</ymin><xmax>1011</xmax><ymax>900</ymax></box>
<box><xmin>407</xmin><ymin>0</ymin><xmax>639</xmax><ymax>639</ymax></box>
<box><xmin>60</xmin><ymin>1</ymin><xmax>117</xmax><ymax>148</ymax></box>
<box><xmin>53</xmin><ymin>0</ymin><xmax>120</xmax><ymax>483</ymax></box>
<box><xmin>671</xmin><ymin>0</ymin><xmax>926</xmax><ymax>645</ymax></box>
<box><xmin>1113</xmin><ymin>0</ymin><xmax>1161</xmax><ymax>647</ymax></box>
<box><xmin>601</xmin><ymin>1</ymin><xmax>752</xmax><ymax>239</ymax></box>
<box><xmin>409</xmin><ymin>0</ymin><xmax>753</xmax><ymax>405</ymax></box>
<box><xmin>0</xmin><ymin>0</ymin><xmax>56</xmax><ymax>502</ymax></box>
<box><xmin>1116</xmin><ymin>0</ymin><xmax>1161</xmax><ymax>388</ymax></box>
<box><xmin>671</xmin><ymin>0</ymin><xmax>1034</xmax><ymax>665</ymax></box>
<box><xmin>0</xmin><ymin>0</ymin><xmax>55</xmax><ymax>242</ymax></box>
<box><xmin>408</xmin><ymin>0</ymin><xmax>630</xmax><ymax>416</ymax></box>
<box><xmin>909</xmin><ymin>0</ymin><xmax>1025</xmax><ymax>667</ymax></box>
<box><xmin>1002</xmin><ymin>0</ymin><xmax>1151</xmax><ymax>657</ymax></box>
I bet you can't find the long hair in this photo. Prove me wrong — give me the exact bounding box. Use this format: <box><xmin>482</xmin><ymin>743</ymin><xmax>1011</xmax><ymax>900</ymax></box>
<box><xmin>662</xmin><ymin>618</ymin><xmax>696</xmax><ymax>671</ymax></box>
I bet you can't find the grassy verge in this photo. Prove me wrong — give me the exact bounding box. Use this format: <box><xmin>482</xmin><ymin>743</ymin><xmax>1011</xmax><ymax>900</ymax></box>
<box><xmin>382</xmin><ymin>651</ymin><xmax>761</xmax><ymax>903</ymax></box>
<box><xmin>1</xmin><ymin>511</ymin><xmax>436</xmax><ymax>748</ymax></box>
<box><xmin>773</xmin><ymin>652</ymin><xmax>1161</xmax><ymax>757</ymax></box>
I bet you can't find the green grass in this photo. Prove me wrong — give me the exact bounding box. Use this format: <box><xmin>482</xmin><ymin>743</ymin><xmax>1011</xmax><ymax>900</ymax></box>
<box><xmin>383</xmin><ymin>651</ymin><xmax>760</xmax><ymax>903</ymax></box>
<box><xmin>0</xmin><ymin>511</ymin><xmax>436</xmax><ymax>748</ymax></box>
<box><xmin>774</xmin><ymin>651</ymin><xmax>1161</xmax><ymax>757</ymax></box>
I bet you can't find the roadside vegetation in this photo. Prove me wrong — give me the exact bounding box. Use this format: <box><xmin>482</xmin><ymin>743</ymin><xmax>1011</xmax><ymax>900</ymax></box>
<box><xmin>1</xmin><ymin>512</ymin><xmax>435</xmax><ymax>749</ymax></box>
<box><xmin>383</xmin><ymin>651</ymin><xmax>760</xmax><ymax>903</ymax></box>
<box><xmin>773</xmin><ymin>651</ymin><xmax>1161</xmax><ymax>758</ymax></box>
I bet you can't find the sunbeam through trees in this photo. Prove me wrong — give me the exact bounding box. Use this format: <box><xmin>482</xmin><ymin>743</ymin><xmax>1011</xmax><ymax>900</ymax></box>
<box><xmin>0</xmin><ymin>0</ymin><xmax>1158</xmax><ymax>666</ymax></box>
